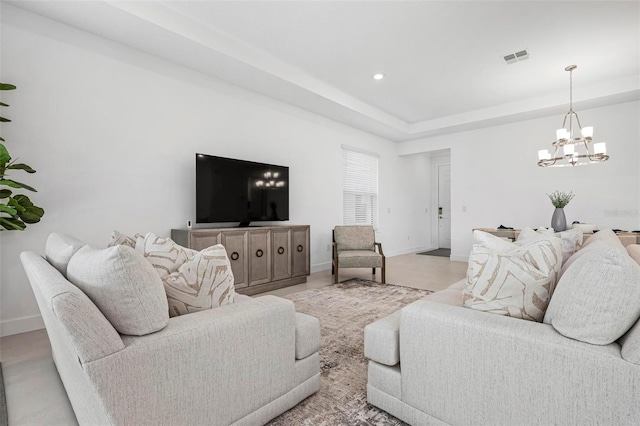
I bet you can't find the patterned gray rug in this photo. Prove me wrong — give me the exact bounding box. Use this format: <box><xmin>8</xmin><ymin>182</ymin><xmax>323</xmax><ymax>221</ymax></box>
<box><xmin>268</xmin><ymin>278</ymin><xmax>431</xmax><ymax>426</ymax></box>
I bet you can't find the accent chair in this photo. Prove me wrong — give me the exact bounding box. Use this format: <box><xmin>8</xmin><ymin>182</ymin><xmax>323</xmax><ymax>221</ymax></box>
<box><xmin>332</xmin><ymin>225</ymin><xmax>385</xmax><ymax>284</ymax></box>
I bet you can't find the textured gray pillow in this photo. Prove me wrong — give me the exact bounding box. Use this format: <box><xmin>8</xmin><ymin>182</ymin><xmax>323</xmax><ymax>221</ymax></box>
<box><xmin>45</xmin><ymin>233</ymin><xmax>86</xmax><ymax>277</ymax></box>
<box><xmin>544</xmin><ymin>245</ymin><xmax>640</xmax><ymax>345</ymax></box>
<box><xmin>67</xmin><ymin>245</ymin><xmax>169</xmax><ymax>336</ymax></box>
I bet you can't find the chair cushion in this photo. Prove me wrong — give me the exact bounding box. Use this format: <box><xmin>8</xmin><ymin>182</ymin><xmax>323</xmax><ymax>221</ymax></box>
<box><xmin>67</xmin><ymin>245</ymin><xmax>169</xmax><ymax>336</ymax></box>
<box><xmin>45</xmin><ymin>233</ymin><xmax>86</xmax><ymax>277</ymax></box>
<box><xmin>544</xmin><ymin>245</ymin><xmax>640</xmax><ymax>345</ymax></box>
<box><xmin>334</xmin><ymin>225</ymin><xmax>375</xmax><ymax>251</ymax></box>
<box><xmin>338</xmin><ymin>250</ymin><xmax>383</xmax><ymax>268</ymax></box>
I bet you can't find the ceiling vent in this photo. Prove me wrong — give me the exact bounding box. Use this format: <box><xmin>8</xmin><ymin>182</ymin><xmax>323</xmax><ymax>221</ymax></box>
<box><xmin>503</xmin><ymin>49</ymin><xmax>530</xmax><ymax>65</ymax></box>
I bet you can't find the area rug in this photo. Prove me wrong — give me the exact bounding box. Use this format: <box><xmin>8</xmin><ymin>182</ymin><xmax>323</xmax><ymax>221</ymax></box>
<box><xmin>0</xmin><ymin>363</ymin><xmax>6</xmax><ymax>426</ymax></box>
<box><xmin>268</xmin><ymin>278</ymin><xmax>431</xmax><ymax>426</ymax></box>
<box><xmin>416</xmin><ymin>248</ymin><xmax>451</xmax><ymax>257</ymax></box>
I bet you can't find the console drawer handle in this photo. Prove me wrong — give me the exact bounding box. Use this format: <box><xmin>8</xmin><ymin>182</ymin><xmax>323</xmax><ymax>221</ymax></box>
<box><xmin>230</xmin><ymin>252</ymin><xmax>239</xmax><ymax>261</ymax></box>
<box><xmin>297</xmin><ymin>245</ymin><xmax>304</xmax><ymax>253</ymax></box>
<box><xmin>277</xmin><ymin>247</ymin><xmax>285</xmax><ymax>255</ymax></box>
<box><xmin>256</xmin><ymin>249</ymin><xmax>264</xmax><ymax>258</ymax></box>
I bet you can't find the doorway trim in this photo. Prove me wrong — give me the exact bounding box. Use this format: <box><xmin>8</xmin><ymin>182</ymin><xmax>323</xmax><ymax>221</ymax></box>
<box><xmin>430</xmin><ymin>150</ymin><xmax>451</xmax><ymax>251</ymax></box>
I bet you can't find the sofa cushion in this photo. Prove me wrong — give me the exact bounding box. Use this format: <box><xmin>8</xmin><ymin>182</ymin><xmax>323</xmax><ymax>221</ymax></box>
<box><xmin>463</xmin><ymin>232</ymin><xmax>562</xmax><ymax>322</ymax></box>
<box><xmin>582</xmin><ymin>228</ymin><xmax>623</xmax><ymax>249</ymax></box>
<box><xmin>163</xmin><ymin>244</ymin><xmax>235</xmax><ymax>317</ymax></box>
<box><xmin>67</xmin><ymin>245</ymin><xmax>169</xmax><ymax>336</ymax></box>
<box><xmin>45</xmin><ymin>233</ymin><xmax>86</xmax><ymax>277</ymax></box>
<box><xmin>544</xmin><ymin>245</ymin><xmax>640</xmax><ymax>345</ymax></box>
<box><xmin>627</xmin><ymin>244</ymin><xmax>640</xmax><ymax>265</ymax></box>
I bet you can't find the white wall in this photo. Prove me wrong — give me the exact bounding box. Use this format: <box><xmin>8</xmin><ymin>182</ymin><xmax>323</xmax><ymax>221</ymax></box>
<box><xmin>0</xmin><ymin>6</ymin><xmax>431</xmax><ymax>336</ymax></box>
<box><xmin>400</xmin><ymin>100</ymin><xmax>640</xmax><ymax>261</ymax></box>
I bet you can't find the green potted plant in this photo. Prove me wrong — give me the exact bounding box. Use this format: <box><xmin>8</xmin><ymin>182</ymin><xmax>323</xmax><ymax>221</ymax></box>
<box><xmin>0</xmin><ymin>82</ymin><xmax>44</xmax><ymax>231</ymax></box>
<box><xmin>547</xmin><ymin>190</ymin><xmax>574</xmax><ymax>232</ymax></box>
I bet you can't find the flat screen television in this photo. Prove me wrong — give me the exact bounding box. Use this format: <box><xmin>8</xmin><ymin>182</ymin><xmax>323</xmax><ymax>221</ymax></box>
<box><xmin>196</xmin><ymin>154</ymin><xmax>289</xmax><ymax>226</ymax></box>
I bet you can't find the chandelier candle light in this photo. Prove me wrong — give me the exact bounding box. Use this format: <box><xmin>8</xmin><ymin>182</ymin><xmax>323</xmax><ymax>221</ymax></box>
<box><xmin>537</xmin><ymin>65</ymin><xmax>609</xmax><ymax>167</ymax></box>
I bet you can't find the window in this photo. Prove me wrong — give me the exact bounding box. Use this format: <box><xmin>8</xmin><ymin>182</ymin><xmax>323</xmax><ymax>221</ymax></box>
<box><xmin>342</xmin><ymin>146</ymin><xmax>379</xmax><ymax>228</ymax></box>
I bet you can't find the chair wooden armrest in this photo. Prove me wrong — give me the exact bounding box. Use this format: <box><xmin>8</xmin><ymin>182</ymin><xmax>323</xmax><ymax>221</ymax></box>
<box><xmin>375</xmin><ymin>242</ymin><xmax>385</xmax><ymax>256</ymax></box>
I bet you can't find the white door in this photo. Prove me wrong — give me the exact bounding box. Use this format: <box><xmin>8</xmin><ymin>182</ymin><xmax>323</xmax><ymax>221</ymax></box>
<box><xmin>438</xmin><ymin>164</ymin><xmax>451</xmax><ymax>249</ymax></box>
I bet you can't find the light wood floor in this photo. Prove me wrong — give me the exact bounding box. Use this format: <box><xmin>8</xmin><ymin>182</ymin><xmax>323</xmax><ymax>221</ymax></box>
<box><xmin>0</xmin><ymin>252</ymin><xmax>467</xmax><ymax>425</ymax></box>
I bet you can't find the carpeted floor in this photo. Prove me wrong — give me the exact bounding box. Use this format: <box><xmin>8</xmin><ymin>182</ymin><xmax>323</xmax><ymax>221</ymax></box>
<box><xmin>416</xmin><ymin>248</ymin><xmax>451</xmax><ymax>257</ymax></box>
<box><xmin>268</xmin><ymin>278</ymin><xmax>431</xmax><ymax>426</ymax></box>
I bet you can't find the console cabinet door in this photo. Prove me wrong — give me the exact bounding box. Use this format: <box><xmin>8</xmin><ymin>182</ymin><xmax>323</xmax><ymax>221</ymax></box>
<box><xmin>221</xmin><ymin>230</ymin><xmax>249</xmax><ymax>289</ymax></box>
<box><xmin>189</xmin><ymin>230</ymin><xmax>221</xmax><ymax>251</ymax></box>
<box><xmin>272</xmin><ymin>228</ymin><xmax>292</xmax><ymax>281</ymax></box>
<box><xmin>249</xmin><ymin>229</ymin><xmax>271</xmax><ymax>286</ymax></box>
<box><xmin>292</xmin><ymin>227</ymin><xmax>310</xmax><ymax>277</ymax></box>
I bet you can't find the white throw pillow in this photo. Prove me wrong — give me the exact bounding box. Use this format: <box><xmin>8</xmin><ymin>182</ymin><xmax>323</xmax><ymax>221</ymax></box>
<box><xmin>67</xmin><ymin>245</ymin><xmax>169</xmax><ymax>336</ymax></box>
<box><xmin>45</xmin><ymin>233</ymin><xmax>86</xmax><ymax>277</ymax></box>
<box><xmin>582</xmin><ymin>228</ymin><xmax>623</xmax><ymax>249</ymax></box>
<box><xmin>463</xmin><ymin>231</ymin><xmax>563</xmax><ymax>322</ymax></box>
<box><xmin>164</xmin><ymin>244</ymin><xmax>235</xmax><ymax>317</ymax></box>
<box><xmin>544</xmin><ymin>245</ymin><xmax>640</xmax><ymax>345</ymax></box>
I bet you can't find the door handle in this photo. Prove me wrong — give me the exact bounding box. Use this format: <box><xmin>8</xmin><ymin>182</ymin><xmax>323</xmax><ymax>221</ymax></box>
<box><xmin>438</xmin><ymin>207</ymin><xmax>443</xmax><ymax>215</ymax></box>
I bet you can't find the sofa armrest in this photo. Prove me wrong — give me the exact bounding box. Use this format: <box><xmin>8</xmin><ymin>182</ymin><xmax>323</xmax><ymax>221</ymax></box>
<box><xmin>399</xmin><ymin>299</ymin><xmax>639</xmax><ymax>425</ymax></box>
<box><xmin>84</xmin><ymin>295</ymin><xmax>297</xmax><ymax>426</ymax></box>
<box><xmin>295</xmin><ymin>312</ymin><xmax>320</xmax><ymax>359</ymax></box>
<box><xmin>364</xmin><ymin>310</ymin><xmax>401</xmax><ymax>366</ymax></box>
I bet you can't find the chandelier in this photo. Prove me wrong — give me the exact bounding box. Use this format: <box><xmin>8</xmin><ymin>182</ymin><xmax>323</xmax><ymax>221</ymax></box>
<box><xmin>537</xmin><ymin>65</ymin><xmax>609</xmax><ymax>167</ymax></box>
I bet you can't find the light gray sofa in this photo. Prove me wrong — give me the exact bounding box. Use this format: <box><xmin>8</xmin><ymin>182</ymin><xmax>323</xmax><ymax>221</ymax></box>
<box><xmin>21</xmin><ymin>234</ymin><xmax>320</xmax><ymax>426</ymax></box>
<box><xmin>365</xmin><ymin>241</ymin><xmax>640</xmax><ymax>425</ymax></box>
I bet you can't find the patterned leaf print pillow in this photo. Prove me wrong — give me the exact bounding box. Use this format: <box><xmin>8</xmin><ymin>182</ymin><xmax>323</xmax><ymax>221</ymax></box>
<box><xmin>164</xmin><ymin>244</ymin><xmax>235</xmax><ymax>317</ymax></box>
<box><xmin>463</xmin><ymin>232</ymin><xmax>562</xmax><ymax>322</ymax></box>
<box><xmin>135</xmin><ymin>233</ymin><xmax>198</xmax><ymax>279</ymax></box>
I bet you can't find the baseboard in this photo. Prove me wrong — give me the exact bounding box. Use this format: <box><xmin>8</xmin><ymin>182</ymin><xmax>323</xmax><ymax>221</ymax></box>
<box><xmin>450</xmin><ymin>254</ymin><xmax>469</xmax><ymax>262</ymax></box>
<box><xmin>0</xmin><ymin>314</ymin><xmax>44</xmax><ymax>337</ymax></box>
<box><xmin>385</xmin><ymin>246</ymin><xmax>430</xmax><ymax>257</ymax></box>
<box><xmin>311</xmin><ymin>261</ymin><xmax>332</xmax><ymax>273</ymax></box>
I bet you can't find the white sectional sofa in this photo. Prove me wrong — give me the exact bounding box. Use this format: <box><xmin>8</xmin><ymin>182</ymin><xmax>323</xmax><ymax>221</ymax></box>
<box><xmin>365</xmin><ymin>229</ymin><xmax>640</xmax><ymax>425</ymax></box>
<box><xmin>21</xmin><ymin>234</ymin><xmax>320</xmax><ymax>426</ymax></box>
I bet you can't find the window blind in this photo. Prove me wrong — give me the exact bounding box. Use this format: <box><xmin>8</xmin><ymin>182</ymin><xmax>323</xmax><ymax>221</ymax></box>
<box><xmin>342</xmin><ymin>147</ymin><xmax>379</xmax><ymax>228</ymax></box>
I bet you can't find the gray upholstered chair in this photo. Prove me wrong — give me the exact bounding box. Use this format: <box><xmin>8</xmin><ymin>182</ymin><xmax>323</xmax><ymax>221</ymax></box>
<box><xmin>332</xmin><ymin>225</ymin><xmax>385</xmax><ymax>284</ymax></box>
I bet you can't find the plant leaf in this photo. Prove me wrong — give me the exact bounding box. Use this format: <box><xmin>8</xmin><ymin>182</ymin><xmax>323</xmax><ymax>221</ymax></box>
<box><xmin>0</xmin><ymin>144</ymin><xmax>10</xmax><ymax>166</ymax></box>
<box><xmin>8</xmin><ymin>163</ymin><xmax>36</xmax><ymax>173</ymax></box>
<box><xmin>0</xmin><ymin>217</ymin><xmax>25</xmax><ymax>231</ymax></box>
<box><xmin>0</xmin><ymin>179</ymin><xmax>36</xmax><ymax>191</ymax></box>
<box><xmin>0</xmin><ymin>117</ymin><xmax>10</xmax><ymax>123</ymax></box>
<box><xmin>0</xmin><ymin>137</ymin><xmax>4</xmax><ymax>142</ymax></box>
<box><xmin>0</xmin><ymin>189</ymin><xmax>11</xmax><ymax>198</ymax></box>
<box><xmin>0</xmin><ymin>83</ymin><xmax>17</xmax><ymax>91</ymax></box>
<box><xmin>0</xmin><ymin>102</ymin><xmax>8</xmax><ymax>107</ymax></box>
<box><xmin>7</xmin><ymin>197</ymin><xmax>26</xmax><ymax>212</ymax></box>
<box><xmin>0</xmin><ymin>204</ymin><xmax>17</xmax><ymax>216</ymax></box>
<box><xmin>14</xmin><ymin>194</ymin><xmax>44</xmax><ymax>224</ymax></box>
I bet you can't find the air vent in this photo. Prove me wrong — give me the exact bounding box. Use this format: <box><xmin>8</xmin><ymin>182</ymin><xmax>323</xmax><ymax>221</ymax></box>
<box><xmin>503</xmin><ymin>49</ymin><xmax>529</xmax><ymax>64</ymax></box>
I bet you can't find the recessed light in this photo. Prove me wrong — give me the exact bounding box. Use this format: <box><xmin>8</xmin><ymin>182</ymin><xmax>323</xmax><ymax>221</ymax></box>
<box><xmin>373</xmin><ymin>73</ymin><xmax>385</xmax><ymax>80</ymax></box>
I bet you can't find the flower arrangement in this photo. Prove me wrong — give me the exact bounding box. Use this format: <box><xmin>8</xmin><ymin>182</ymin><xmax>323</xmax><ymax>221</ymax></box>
<box><xmin>547</xmin><ymin>190</ymin><xmax>574</xmax><ymax>209</ymax></box>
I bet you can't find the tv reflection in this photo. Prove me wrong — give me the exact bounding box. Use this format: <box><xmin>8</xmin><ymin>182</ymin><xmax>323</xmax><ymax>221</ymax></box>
<box><xmin>250</xmin><ymin>172</ymin><xmax>287</xmax><ymax>221</ymax></box>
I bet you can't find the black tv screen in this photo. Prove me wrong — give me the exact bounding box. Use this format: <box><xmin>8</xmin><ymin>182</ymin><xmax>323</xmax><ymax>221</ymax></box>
<box><xmin>196</xmin><ymin>154</ymin><xmax>289</xmax><ymax>225</ymax></box>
